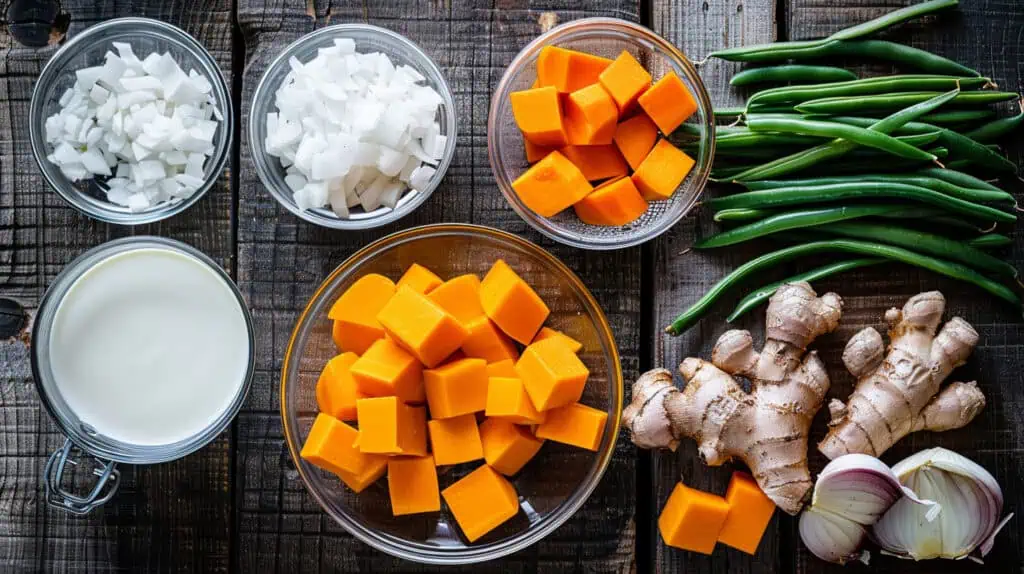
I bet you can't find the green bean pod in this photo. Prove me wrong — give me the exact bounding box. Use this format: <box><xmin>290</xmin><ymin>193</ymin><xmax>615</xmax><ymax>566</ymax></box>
<box><xmin>828</xmin><ymin>0</ymin><xmax>961</xmax><ymax>40</ymax></box>
<box><xmin>968</xmin><ymin>234</ymin><xmax>1013</xmax><ymax>249</ymax></box>
<box><xmin>936</xmin><ymin>129</ymin><xmax>1018</xmax><ymax>174</ymax></box>
<box><xmin>795</xmin><ymin>91</ymin><xmax>1020</xmax><ymax>115</ymax></box>
<box><xmin>920</xmin><ymin>109</ymin><xmax>996</xmax><ymax>125</ymax></box>
<box><xmin>744</xmin><ymin>117</ymin><xmax>937</xmax><ymax>160</ymax></box>
<box><xmin>747</xmin><ymin>75</ymin><xmax>990</xmax><ymax>109</ymax></box>
<box><xmin>730</xmin><ymin>65</ymin><xmax>857</xmax><ymax>87</ymax></box>
<box><xmin>917</xmin><ymin>167</ymin><xmax>1005</xmax><ymax>191</ymax></box>
<box><xmin>738</xmin><ymin>174</ymin><xmax>1014</xmax><ymax>203</ymax></box>
<box><xmin>714</xmin><ymin>107</ymin><xmax>746</xmax><ymax>118</ymax></box>
<box><xmin>964</xmin><ymin>111</ymin><xmax>1024</xmax><ymax>143</ymax></box>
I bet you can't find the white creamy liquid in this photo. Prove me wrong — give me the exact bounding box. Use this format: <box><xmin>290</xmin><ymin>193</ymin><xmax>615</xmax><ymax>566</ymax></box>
<box><xmin>49</xmin><ymin>247</ymin><xmax>250</xmax><ymax>446</ymax></box>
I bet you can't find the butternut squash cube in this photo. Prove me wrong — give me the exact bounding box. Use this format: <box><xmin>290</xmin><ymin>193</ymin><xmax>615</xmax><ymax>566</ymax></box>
<box><xmin>637</xmin><ymin>71</ymin><xmax>697</xmax><ymax>135</ymax></box>
<box><xmin>485</xmin><ymin>377</ymin><xmax>546</xmax><ymax>425</ymax></box>
<box><xmin>718</xmin><ymin>471</ymin><xmax>776</xmax><ymax>554</ymax></box>
<box><xmin>573</xmin><ymin>176</ymin><xmax>649</xmax><ymax>227</ymax></box>
<box><xmin>613</xmin><ymin>114</ymin><xmax>659</xmax><ymax>170</ymax></box>
<box><xmin>536</xmin><ymin>45</ymin><xmax>613</xmax><ymax>93</ymax></box>
<box><xmin>658</xmin><ymin>482</ymin><xmax>730</xmax><ymax>554</ymax></box>
<box><xmin>427</xmin><ymin>413</ymin><xmax>484</xmax><ymax>466</ymax></box>
<box><xmin>480</xmin><ymin>259</ymin><xmax>550</xmax><ymax>345</ymax></box>
<box><xmin>387</xmin><ymin>455</ymin><xmax>441</xmax><ymax>515</ymax></box>
<box><xmin>377</xmin><ymin>285</ymin><xmax>469</xmax><ymax>368</ymax></box>
<box><xmin>631</xmin><ymin>138</ymin><xmax>695</xmax><ymax>201</ymax></box>
<box><xmin>509</xmin><ymin>86</ymin><xmax>567</xmax><ymax>147</ymax></box>
<box><xmin>442</xmin><ymin>464</ymin><xmax>521</xmax><ymax>542</ymax></box>
<box><xmin>335</xmin><ymin>457</ymin><xmax>388</xmax><ymax>493</ymax></box>
<box><xmin>316</xmin><ymin>352</ymin><xmax>365</xmax><ymax>421</ymax></box>
<box><xmin>396</xmin><ymin>263</ymin><xmax>443</xmax><ymax>294</ymax></box>
<box><xmin>328</xmin><ymin>273</ymin><xmax>396</xmax><ymax>354</ymax></box>
<box><xmin>531</xmin><ymin>326</ymin><xmax>583</xmax><ymax>353</ymax></box>
<box><xmin>523</xmin><ymin>138</ymin><xmax>553</xmax><ymax>163</ymax></box>
<box><xmin>486</xmin><ymin>359</ymin><xmax>519</xmax><ymax>378</ymax></box>
<box><xmin>349</xmin><ymin>337</ymin><xmax>424</xmax><ymax>402</ymax></box>
<box><xmin>427</xmin><ymin>274</ymin><xmax>485</xmax><ymax>325</ymax></box>
<box><xmin>564</xmin><ymin>84</ymin><xmax>618</xmax><ymax>145</ymax></box>
<box><xmin>598</xmin><ymin>50</ymin><xmax>652</xmax><ymax>113</ymax></box>
<box><xmin>511</xmin><ymin>151</ymin><xmax>593</xmax><ymax>218</ymax></box>
<box><xmin>461</xmin><ymin>317</ymin><xmax>520</xmax><ymax>363</ymax></box>
<box><xmin>301</xmin><ymin>413</ymin><xmax>382</xmax><ymax>476</ymax></box>
<box><xmin>534</xmin><ymin>402</ymin><xmax>607</xmax><ymax>451</ymax></box>
<box><xmin>480</xmin><ymin>417</ymin><xmax>545</xmax><ymax>476</ymax></box>
<box><xmin>515</xmin><ymin>337</ymin><xmax>589</xmax><ymax>411</ymax></box>
<box><xmin>423</xmin><ymin>357</ymin><xmax>489</xmax><ymax>419</ymax></box>
<box><xmin>558</xmin><ymin>144</ymin><xmax>629</xmax><ymax>182</ymax></box>
<box><xmin>354</xmin><ymin>397</ymin><xmax>427</xmax><ymax>455</ymax></box>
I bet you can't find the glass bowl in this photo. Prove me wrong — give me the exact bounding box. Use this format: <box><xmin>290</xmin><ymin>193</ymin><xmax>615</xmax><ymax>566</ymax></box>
<box><xmin>28</xmin><ymin>17</ymin><xmax>233</xmax><ymax>225</ymax></box>
<box><xmin>487</xmin><ymin>17</ymin><xmax>715</xmax><ymax>250</ymax></box>
<box><xmin>248</xmin><ymin>24</ymin><xmax>457</xmax><ymax>229</ymax></box>
<box><xmin>281</xmin><ymin>223</ymin><xmax>623</xmax><ymax>564</ymax></box>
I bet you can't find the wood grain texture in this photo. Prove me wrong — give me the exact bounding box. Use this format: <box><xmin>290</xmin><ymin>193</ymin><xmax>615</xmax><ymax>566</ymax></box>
<box><xmin>234</xmin><ymin>1</ymin><xmax>639</xmax><ymax>572</ymax></box>
<box><xmin>0</xmin><ymin>1</ymin><xmax>237</xmax><ymax>573</ymax></box>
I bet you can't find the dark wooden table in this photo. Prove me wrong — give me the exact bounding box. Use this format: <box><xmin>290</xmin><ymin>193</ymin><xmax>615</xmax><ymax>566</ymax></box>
<box><xmin>1</xmin><ymin>0</ymin><xmax>1021</xmax><ymax>572</ymax></box>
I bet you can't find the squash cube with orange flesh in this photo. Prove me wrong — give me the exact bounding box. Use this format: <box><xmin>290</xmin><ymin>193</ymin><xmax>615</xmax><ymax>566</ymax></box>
<box><xmin>658</xmin><ymin>482</ymin><xmax>730</xmax><ymax>554</ymax></box>
<box><xmin>387</xmin><ymin>455</ymin><xmax>440</xmax><ymax>515</ymax></box>
<box><xmin>613</xmin><ymin>114</ymin><xmax>658</xmax><ymax>170</ymax></box>
<box><xmin>564</xmin><ymin>84</ymin><xmax>618</xmax><ymax>145</ymax></box>
<box><xmin>427</xmin><ymin>413</ymin><xmax>484</xmax><ymax>466</ymax></box>
<box><xmin>531</xmin><ymin>326</ymin><xmax>583</xmax><ymax>353</ymax></box>
<box><xmin>536</xmin><ymin>46</ymin><xmax>613</xmax><ymax>93</ymax></box>
<box><xmin>509</xmin><ymin>86</ymin><xmax>567</xmax><ymax>147</ymax></box>
<box><xmin>301</xmin><ymin>414</ymin><xmax>383</xmax><ymax>476</ymax></box>
<box><xmin>535</xmin><ymin>402</ymin><xmax>607</xmax><ymax>451</ymax></box>
<box><xmin>462</xmin><ymin>317</ymin><xmax>520</xmax><ymax>363</ymax></box>
<box><xmin>442</xmin><ymin>464</ymin><xmax>521</xmax><ymax>542</ymax></box>
<box><xmin>511</xmin><ymin>151</ymin><xmax>593</xmax><ymax>218</ymax></box>
<box><xmin>427</xmin><ymin>274</ymin><xmax>484</xmax><ymax>325</ymax></box>
<box><xmin>349</xmin><ymin>337</ymin><xmax>424</xmax><ymax>402</ymax></box>
<box><xmin>377</xmin><ymin>285</ymin><xmax>469</xmax><ymax>368</ymax></box>
<box><xmin>486</xmin><ymin>359</ymin><xmax>518</xmax><ymax>378</ymax></box>
<box><xmin>423</xmin><ymin>357</ymin><xmax>489</xmax><ymax>419</ymax></box>
<box><xmin>316</xmin><ymin>352</ymin><xmax>365</xmax><ymax>421</ymax></box>
<box><xmin>486</xmin><ymin>377</ymin><xmax>546</xmax><ymax>425</ymax></box>
<box><xmin>598</xmin><ymin>50</ymin><xmax>652</xmax><ymax>113</ymax></box>
<box><xmin>558</xmin><ymin>144</ymin><xmax>629</xmax><ymax>182</ymax></box>
<box><xmin>480</xmin><ymin>417</ymin><xmax>545</xmax><ymax>476</ymax></box>
<box><xmin>355</xmin><ymin>397</ymin><xmax>427</xmax><ymax>455</ymax></box>
<box><xmin>516</xmin><ymin>337</ymin><xmax>589</xmax><ymax>411</ymax></box>
<box><xmin>480</xmin><ymin>259</ymin><xmax>550</xmax><ymax>345</ymax></box>
<box><xmin>328</xmin><ymin>273</ymin><xmax>396</xmax><ymax>354</ymax></box>
<box><xmin>573</xmin><ymin>176</ymin><xmax>649</xmax><ymax>226</ymax></box>
<box><xmin>638</xmin><ymin>71</ymin><xmax>697</xmax><ymax>135</ymax></box>
<box><xmin>718</xmin><ymin>471</ymin><xmax>777</xmax><ymax>554</ymax></box>
<box><xmin>396</xmin><ymin>263</ymin><xmax>443</xmax><ymax>294</ymax></box>
<box><xmin>631</xmin><ymin>139</ymin><xmax>695</xmax><ymax>201</ymax></box>
<box><xmin>523</xmin><ymin>138</ymin><xmax>553</xmax><ymax>163</ymax></box>
<box><xmin>335</xmin><ymin>457</ymin><xmax>388</xmax><ymax>493</ymax></box>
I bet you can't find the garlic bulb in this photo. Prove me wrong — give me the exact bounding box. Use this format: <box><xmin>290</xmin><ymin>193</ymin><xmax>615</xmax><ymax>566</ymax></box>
<box><xmin>873</xmin><ymin>447</ymin><xmax>1012</xmax><ymax>562</ymax></box>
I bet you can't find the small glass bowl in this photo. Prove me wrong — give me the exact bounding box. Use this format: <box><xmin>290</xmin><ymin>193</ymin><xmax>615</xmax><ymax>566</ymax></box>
<box><xmin>28</xmin><ymin>17</ymin><xmax>233</xmax><ymax>225</ymax></box>
<box><xmin>488</xmin><ymin>17</ymin><xmax>715</xmax><ymax>250</ymax></box>
<box><xmin>281</xmin><ymin>224</ymin><xmax>623</xmax><ymax>564</ymax></box>
<box><xmin>248</xmin><ymin>24</ymin><xmax>457</xmax><ymax>229</ymax></box>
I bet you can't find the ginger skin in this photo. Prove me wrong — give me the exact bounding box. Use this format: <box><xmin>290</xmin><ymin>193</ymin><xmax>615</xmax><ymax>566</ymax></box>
<box><xmin>819</xmin><ymin>291</ymin><xmax>985</xmax><ymax>459</ymax></box>
<box><xmin>623</xmin><ymin>282</ymin><xmax>842</xmax><ymax>515</ymax></box>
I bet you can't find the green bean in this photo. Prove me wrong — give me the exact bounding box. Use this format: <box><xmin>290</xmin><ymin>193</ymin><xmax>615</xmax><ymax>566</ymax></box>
<box><xmin>712</xmin><ymin>204</ymin><xmax>946</xmax><ymax>223</ymax></box>
<box><xmin>713</xmin><ymin>208</ymin><xmax>775</xmax><ymax>222</ymax></box>
<box><xmin>925</xmin><ymin>215</ymin><xmax>992</xmax><ymax>233</ymax></box>
<box><xmin>730</xmin><ymin>65</ymin><xmax>857</xmax><ymax>87</ymax></box>
<box><xmin>665</xmin><ymin>238</ymin><xmax>1020</xmax><ymax>335</ymax></box>
<box><xmin>801</xmin><ymin>115</ymin><xmax>939</xmax><ymax>135</ymax></box>
<box><xmin>708</xmin><ymin>133</ymin><xmax>827</xmax><ymax>149</ymax></box>
<box><xmin>708</xmin><ymin>182</ymin><xmax>1016</xmax><ymax>223</ymax></box>
<box><xmin>744</xmin><ymin>117</ymin><xmax>937</xmax><ymax>160</ymax></box>
<box><xmin>727</xmin><ymin>258</ymin><xmax>885</xmax><ymax>322</ymax></box>
<box><xmin>964</xmin><ymin>111</ymin><xmax>1024</xmax><ymax>143</ymax></box>
<box><xmin>747</xmin><ymin>75</ymin><xmax>990</xmax><ymax>109</ymax></box>
<box><xmin>920</xmin><ymin>109</ymin><xmax>995</xmax><ymax>125</ymax></box>
<box><xmin>677</xmin><ymin>124</ymin><xmax>749</xmax><ymax>138</ymax></box>
<box><xmin>916</xmin><ymin>166</ymin><xmax>1004</xmax><ymax>191</ymax></box>
<box><xmin>829</xmin><ymin>0</ymin><xmax>961</xmax><ymax>40</ymax></box>
<box><xmin>795</xmin><ymin>91</ymin><xmax>1020</xmax><ymax>115</ymax></box>
<box><xmin>969</xmin><ymin>234</ymin><xmax>1013</xmax><ymax>249</ymax></box>
<box><xmin>738</xmin><ymin>174</ymin><xmax>1014</xmax><ymax>203</ymax></box>
<box><xmin>714</xmin><ymin>107</ymin><xmax>746</xmax><ymax>118</ymax></box>
<box><xmin>819</xmin><ymin>221</ymin><xmax>1018</xmax><ymax>277</ymax></box>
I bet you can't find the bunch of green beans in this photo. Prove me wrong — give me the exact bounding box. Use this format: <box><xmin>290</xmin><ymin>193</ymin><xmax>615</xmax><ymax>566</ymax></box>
<box><xmin>666</xmin><ymin>0</ymin><xmax>1024</xmax><ymax>335</ymax></box>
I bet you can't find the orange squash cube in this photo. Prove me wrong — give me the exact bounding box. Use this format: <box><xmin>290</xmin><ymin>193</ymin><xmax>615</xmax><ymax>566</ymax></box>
<box><xmin>328</xmin><ymin>273</ymin><xmax>396</xmax><ymax>354</ymax></box>
<box><xmin>387</xmin><ymin>455</ymin><xmax>441</xmax><ymax>515</ymax></box>
<box><xmin>486</xmin><ymin>359</ymin><xmax>519</xmax><ymax>378</ymax></box>
<box><xmin>486</xmin><ymin>377</ymin><xmax>546</xmax><ymax>425</ymax></box>
<box><xmin>638</xmin><ymin>71</ymin><xmax>697</xmax><ymax>135</ymax></box>
<box><xmin>423</xmin><ymin>357</ymin><xmax>489</xmax><ymax>419</ymax></box>
<box><xmin>349</xmin><ymin>337</ymin><xmax>424</xmax><ymax>402</ymax></box>
<box><xmin>442</xmin><ymin>464</ymin><xmax>521</xmax><ymax>542</ymax></box>
<box><xmin>564</xmin><ymin>84</ymin><xmax>618</xmax><ymax>145</ymax></box>
<box><xmin>524</xmin><ymin>138</ymin><xmax>553</xmax><ymax>163</ymax></box>
<box><xmin>531</xmin><ymin>327</ymin><xmax>583</xmax><ymax>353</ymax></box>
<box><xmin>510</xmin><ymin>86</ymin><xmax>567</xmax><ymax>147</ymax></box>
<box><xmin>535</xmin><ymin>402</ymin><xmax>607</xmax><ymax>451</ymax></box>
<box><xmin>462</xmin><ymin>317</ymin><xmax>520</xmax><ymax>363</ymax></box>
<box><xmin>396</xmin><ymin>263</ymin><xmax>443</xmax><ymax>294</ymax></box>
<box><xmin>427</xmin><ymin>413</ymin><xmax>484</xmax><ymax>466</ymax></box>
<box><xmin>515</xmin><ymin>337</ymin><xmax>589</xmax><ymax>411</ymax></box>
<box><xmin>480</xmin><ymin>417</ymin><xmax>545</xmax><ymax>476</ymax></box>
<box><xmin>558</xmin><ymin>144</ymin><xmax>629</xmax><ymax>182</ymax></box>
<box><xmin>631</xmin><ymin>139</ymin><xmax>695</xmax><ymax>201</ymax></box>
<box><xmin>428</xmin><ymin>274</ymin><xmax>485</xmax><ymax>325</ymax></box>
<box><xmin>613</xmin><ymin>114</ymin><xmax>659</xmax><ymax>170</ymax></box>
<box><xmin>335</xmin><ymin>457</ymin><xmax>388</xmax><ymax>493</ymax></box>
<box><xmin>316</xmin><ymin>352</ymin><xmax>365</xmax><ymax>421</ymax></box>
<box><xmin>301</xmin><ymin>413</ymin><xmax>383</xmax><ymax>476</ymax></box>
<box><xmin>598</xmin><ymin>50</ymin><xmax>652</xmax><ymax>113</ymax></box>
<box><xmin>511</xmin><ymin>151</ymin><xmax>593</xmax><ymax>218</ymax></box>
<box><xmin>658</xmin><ymin>482</ymin><xmax>730</xmax><ymax>554</ymax></box>
<box><xmin>573</xmin><ymin>176</ymin><xmax>649</xmax><ymax>226</ymax></box>
<box><xmin>480</xmin><ymin>260</ymin><xmax>550</xmax><ymax>345</ymax></box>
<box><xmin>536</xmin><ymin>46</ymin><xmax>613</xmax><ymax>93</ymax></box>
<box><xmin>377</xmin><ymin>285</ymin><xmax>469</xmax><ymax>368</ymax></box>
<box><xmin>354</xmin><ymin>397</ymin><xmax>427</xmax><ymax>455</ymax></box>
<box><xmin>718</xmin><ymin>471</ymin><xmax>776</xmax><ymax>554</ymax></box>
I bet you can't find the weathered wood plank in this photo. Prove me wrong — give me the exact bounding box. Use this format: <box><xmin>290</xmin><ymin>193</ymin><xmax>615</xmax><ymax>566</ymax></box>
<box><xmin>235</xmin><ymin>1</ymin><xmax>639</xmax><ymax>571</ymax></box>
<box><xmin>0</xmin><ymin>1</ymin><xmax>236</xmax><ymax>572</ymax></box>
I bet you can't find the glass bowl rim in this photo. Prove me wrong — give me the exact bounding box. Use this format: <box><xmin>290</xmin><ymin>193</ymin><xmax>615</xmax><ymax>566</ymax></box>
<box><xmin>247</xmin><ymin>23</ymin><xmax>458</xmax><ymax>230</ymax></box>
<box><xmin>486</xmin><ymin>16</ymin><xmax>716</xmax><ymax>250</ymax></box>
<box><xmin>280</xmin><ymin>222</ymin><xmax>624</xmax><ymax>564</ymax></box>
<box><xmin>27</xmin><ymin>16</ymin><xmax>234</xmax><ymax>226</ymax></box>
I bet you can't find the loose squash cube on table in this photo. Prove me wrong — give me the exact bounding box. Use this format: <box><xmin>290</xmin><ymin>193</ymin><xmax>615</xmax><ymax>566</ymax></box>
<box><xmin>377</xmin><ymin>285</ymin><xmax>469</xmax><ymax>368</ymax></box>
<box><xmin>486</xmin><ymin>359</ymin><xmax>519</xmax><ymax>378</ymax></box>
<box><xmin>316</xmin><ymin>352</ymin><xmax>365</xmax><ymax>421</ymax></box>
<box><xmin>613</xmin><ymin>114</ymin><xmax>659</xmax><ymax>170</ymax></box>
<box><xmin>486</xmin><ymin>377</ymin><xmax>546</xmax><ymax>425</ymax></box>
<box><xmin>564</xmin><ymin>84</ymin><xmax>618</xmax><ymax>145</ymax></box>
<box><xmin>637</xmin><ymin>71</ymin><xmax>697</xmax><ymax>135</ymax></box>
<box><xmin>717</xmin><ymin>471</ymin><xmax>776</xmax><ymax>554</ymax></box>
<box><xmin>427</xmin><ymin>274</ymin><xmax>484</xmax><ymax>325</ymax></box>
<box><xmin>531</xmin><ymin>326</ymin><xmax>583</xmax><ymax>353</ymax></box>
<box><xmin>328</xmin><ymin>273</ymin><xmax>396</xmax><ymax>354</ymax></box>
<box><xmin>536</xmin><ymin>46</ymin><xmax>613</xmax><ymax>93</ymax></box>
<box><xmin>349</xmin><ymin>337</ymin><xmax>424</xmax><ymax>402</ymax></box>
<box><xmin>515</xmin><ymin>337</ymin><xmax>589</xmax><ymax>411</ymax></box>
<box><xmin>598</xmin><ymin>50</ymin><xmax>652</xmax><ymax>113</ymax></box>
<box><xmin>509</xmin><ymin>86</ymin><xmax>567</xmax><ymax>147</ymax></box>
<box><xmin>558</xmin><ymin>144</ymin><xmax>629</xmax><ymax>182</ymax></box>
<box><xmin>354</xmin><ymin>396</ymin><xmax>427</xmax><ymax>456</ymax></box>
<box><xmin>427</xmin><ymin>413</ymin><xmax>484</xmax><ymax>466</ymax></box>
<box><xmin>442</xmin><ymin>464</ymin><xmax>521</xmax><ymax>543</ymax></box>
<box><xmin>301</xmin><ymin>413</ymin><xmax>383</xmax><ymax>477</ymax></box>
<box><xmin>631</xmin><ymin>138</ymin><xmax>695</xmax><ymax>201</ymax></box>
<box><xmin>480</xmin><ymin>259</ymin><xmax>550</xmax><ymax>345</ymax></box>
<box><xmin>423</xmin><ymin>357</ymin><xmax>489</xmax><ymax>419</ymax></box>
<box><xmin>573</xmin><ymin>176</ymin><xmax>649</xmax><ymax>227</ymax></box>
<box><xmin>511</xmin><ymin>150</ymin><xmax>593</xmax><ymax>217</ymax></box>
<box><xmin>535</xmin><ymin>402</ymin><xmax>607</xmax><ymax>451</ymax></box>
<box><xmin>480</xmin><ymin>417</ymin><xmax>545</xmax><ymax>476</ymax></box>
<box><xmin>658</xmin><ymin>482</ymin><xmax>730</xmax><ymax>554</ymax></box>
<box><xmin>387</xmin><ymin>455</ymin><xmax>441</xmax><ymax>515</ymax></box>
<box><xmin>396</xmin><ymin>263</ymin><xmax>443</xmax><ymax>295</ymax></box>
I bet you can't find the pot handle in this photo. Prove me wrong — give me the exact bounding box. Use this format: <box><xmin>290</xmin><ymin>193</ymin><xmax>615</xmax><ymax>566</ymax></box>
<box><xmin>43</xmin><ymin>438</ymin><xmax>120</xmax><ymax>515</ymax></box>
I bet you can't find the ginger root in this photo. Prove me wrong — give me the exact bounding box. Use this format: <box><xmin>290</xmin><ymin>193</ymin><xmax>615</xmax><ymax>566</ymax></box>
<box><xmin>623</xmin><ymin>282</ymin><xmax>842</xmax><ymax>514</ymax></box>
<box><xmin>819</xmin><ymin>291</ymin><xmax>985</xmax><ymax>459</ymax></box>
